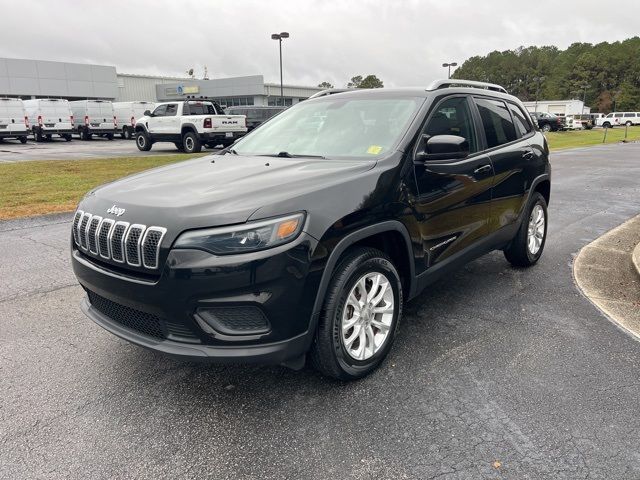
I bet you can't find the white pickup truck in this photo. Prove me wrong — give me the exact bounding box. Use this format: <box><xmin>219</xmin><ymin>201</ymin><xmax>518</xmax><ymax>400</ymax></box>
<box><xmin>134</xmin><ymin>100</ymin><xmax>247</xmax><ymax>153</ymax></box>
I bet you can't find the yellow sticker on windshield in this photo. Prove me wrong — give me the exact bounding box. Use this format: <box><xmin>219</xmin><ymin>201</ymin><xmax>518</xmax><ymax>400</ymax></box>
<box><xmin>367</xmin><ymin>145</ymin><xmax>383</xmax><ymax>155</ymax></box>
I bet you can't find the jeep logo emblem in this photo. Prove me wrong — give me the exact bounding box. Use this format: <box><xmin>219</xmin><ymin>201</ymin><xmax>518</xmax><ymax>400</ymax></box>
<box><xmin>106</xmin><ymin>205</ymin><xmax>126</xmax><ymax>216</ymax></box>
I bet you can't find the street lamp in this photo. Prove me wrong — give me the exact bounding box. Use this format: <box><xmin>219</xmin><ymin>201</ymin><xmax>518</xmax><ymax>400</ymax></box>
<box><xmin>271</xmin><ymin>32</ymin><xmax>289</xmax><ymax>106</ymax></box>
<box><xmin>581</xmin><ymin>84</ymin><xmax>589</xmax><ymax>114</ymax></box>
<box><xmin>442</xmin><ymin>62</ymin><xmax>457</xmax><ymax>79</ymax></box>
<box><xmin>533</xmin><ymin>76</ymin><xmax>545</xmax><ymax>113</ymax></box>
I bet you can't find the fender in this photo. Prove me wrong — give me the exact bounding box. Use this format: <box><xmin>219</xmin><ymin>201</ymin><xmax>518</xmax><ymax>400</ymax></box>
<box><xmin>310</xmin><ymin>220</ymin><xmax>416</xmax><ymax>319</ymax></box>
<box><xmin>180</xmin><ymin>123</ymin><xmax>198</xmax><ymax>135</ymax></box>
<box><xmin>519</xmin><ymin>172</ymin><xmax>551</xmax><ymax>224</ymax></box>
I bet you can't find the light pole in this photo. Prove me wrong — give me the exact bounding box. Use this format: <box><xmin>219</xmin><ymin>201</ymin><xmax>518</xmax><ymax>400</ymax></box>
<box><xmin>271</xmin><ymin>32</ymin><xmax>289</xmax><ymax>106</ymax></box>
<box><xmin>442</xmin><ymin>62</ymin><xmax>457</xmax><ymax>79</ymax></box>
<box><xmin>533</xmin><ymin>76</ymin><xmax>545</xmax><ymax>113</ymax></box>
<box><xmin>581</xmin><ymin>84</ymin><xmax>589</xmax><ymax>114</ymax></box>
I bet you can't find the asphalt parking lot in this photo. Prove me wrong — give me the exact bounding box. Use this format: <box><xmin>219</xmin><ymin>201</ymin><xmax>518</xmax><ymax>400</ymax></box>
<box><xmin>1</xmin><ymin>144</ymin><xmax>640</xmax><ymax>479</ymax></box>
<box><xmin>0</xmin><ymin>137</ymin><xmax>219</xmax><ymax>163</ymax></box>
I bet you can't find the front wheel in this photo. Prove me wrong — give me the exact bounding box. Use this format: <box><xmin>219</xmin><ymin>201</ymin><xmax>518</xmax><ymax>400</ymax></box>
<box><xmin>603</xmin><ymin>122</ymin><xmax>611</xmax><ymax>129</ymax></box>
<box><xmin>310</xmin><ymin>247</ymin><xmax>403</xmax><ymax>380</ymax></box>
<box><xmin>625</xmin><ymin>121</ymin><xmax>632</xmax><ymax>127</ymax></box>
<box><xmin>504</xmin><ymin>192</ymin><xmax>548</xmax><ymax>267</ymax></box>
<box><xmin>541</xmin><ymin>124</ymin><xmax>551</xmax><ymax>132</ymax></box>
<box><xmin>135</xmin><ymin>131</ymin><xmax>152</xmax><ymax>151</ymax></box>
<box><xmin>182</xmin><ymin>131</ymin><xmax>202</xmax><ymax>153</ymax></box>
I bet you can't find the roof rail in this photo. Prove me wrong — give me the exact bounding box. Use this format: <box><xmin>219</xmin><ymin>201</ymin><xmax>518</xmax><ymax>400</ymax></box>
<box><xmin>426</xmin><ymin>79</ymin><xmax>508</xmax><ymax>94</ymax></box>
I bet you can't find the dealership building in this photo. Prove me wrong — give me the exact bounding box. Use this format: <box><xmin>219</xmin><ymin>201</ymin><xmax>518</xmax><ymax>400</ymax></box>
<box><xmin>0</xmin><ymin>57</ymin><xmax>322</xmax><ymax>107</ymax></box>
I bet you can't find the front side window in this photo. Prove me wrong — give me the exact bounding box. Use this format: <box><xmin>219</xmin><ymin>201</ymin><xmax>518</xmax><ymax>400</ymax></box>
<box><xmin>152</xmin><ymin>104</ymin><xmax>167</xmax><ymax>117</ymax></box>
<box><xmin>614</xmin><ymin>113</ymin><xmax>623</xmax><ymax>118</ymax></box>
<box><xmin>508</xmin><ymin>103</ymin><xmax>533</xmax><ymax>137</ymax></box>
<box><xmin>423</xmin><ymin>96</ymin><xmax>477</xmax><ymax>153</ymax></box>
<box><xmin>475</xmin><ymin>98</ymin><xmax>518</xmax><ymax>148</ymax></box>
<box><xmin>233</xmin><ymin>96</ymin><xmax>422</xmax><ymax>158</ymax></box>
<box><xmin>165</xmin><ymin>104</ymin><xmax>178</xmax><ymax>116</ymax></box>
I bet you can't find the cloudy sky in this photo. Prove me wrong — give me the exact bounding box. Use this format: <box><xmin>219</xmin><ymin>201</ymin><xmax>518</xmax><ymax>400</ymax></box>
<box><xmin>2</xmin><ymin>0</ymin><xmax>639</xmax><ymax>87</ymax></box>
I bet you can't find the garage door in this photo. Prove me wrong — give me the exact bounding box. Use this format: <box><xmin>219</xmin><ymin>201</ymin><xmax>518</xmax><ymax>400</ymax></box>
<box><xmin>548</xmin><ymin>104</ymin><xmax>566</xmax><ymax>115</ymax></box>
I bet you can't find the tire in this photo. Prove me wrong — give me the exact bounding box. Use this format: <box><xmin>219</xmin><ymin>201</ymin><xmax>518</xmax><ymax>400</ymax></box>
<box><xmin>541</xmin><ymin>124</ymin><xmax>551</xmax><ymax>132</ymax></box>
<box><xmin>603</xmin><ymin>122</ymin><xmax>611</xmax><ymax>129</ymax></box>
<box><xmin>504</xmin><ymin>192</ymin><xmax>548</xmax><ymax>267</ymax></box>
<box><xmin>80</xmin><ymin>127</ymin><xmax>90</xmax><ymax>140</ymax></box>
<box><xmin>19</xmin><ymin>136</ymin><xmax>27</xmax><ymax>144</ymax></box>
<box><xmin>625</xmin><ymin>121</ymin><xmax>632</xmax><ymax>127</ymax></box>
<box><xmin>310</xmin><ymin>247</ymin><xmax>403</xmax><ymax>380</ymax></box>
<box><xmin>182</xmin><ymin>131</ymin><xmax>202</xmax><ymax>153</ymax></box>
<box><xmin>45</xmin><ymin>134</ymin><xmax>52</xmax><ymax>140</ymax></box>
<box><xmin>105</xmin><ymin>133</ymin><xmax>114</xmax><ymax>140</ymax></box>
<box><xmin>135</xmin><ymin>130</ymin><xmax>152</xmax><ymax>151</ymax></box>
<box><xmin>62</xmin><ymin>134</ymin><xmax>72</xmax><ymax>142</ymax></box>
<box><xmin>174</xmin><ymin>142</ymin><xmax>185</xmax><ymax>151</ymax></box>
<box><xmin>34</xmin><ymin>128</ymin><xmax>44</xmax><ymax>142</ymax></box>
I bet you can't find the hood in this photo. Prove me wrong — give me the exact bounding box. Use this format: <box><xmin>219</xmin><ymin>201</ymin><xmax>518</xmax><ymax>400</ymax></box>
<box><xmin>80</xmin><ymin>154</ymin><xmax>374</xmax><ymax>233</ymax></box>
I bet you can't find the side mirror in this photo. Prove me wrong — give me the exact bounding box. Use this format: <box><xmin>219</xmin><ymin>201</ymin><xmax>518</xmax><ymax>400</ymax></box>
<box><xmin>144</xmin><ymin>110</ymin><xmax>152</xmax><ymax>117</ymax></box>
<box><xmin>416</xmin><ymin>134</ymin><xmax>469</xmax><ymax>162</ymax></box>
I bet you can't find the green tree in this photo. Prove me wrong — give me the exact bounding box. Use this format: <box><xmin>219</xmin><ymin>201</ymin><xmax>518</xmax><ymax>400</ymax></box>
<box><xmin>318</xmin><ymin>81</ymin><xmax>334</xmax><ymax>88</ymax></box>
<box><xmin>347</xmin><ymin>74</ymin><xmax>384</xmax><ymax>89</ymax></box>
<box><xmin>452</xmin><ymin>37</ymin><xmax>640</xmax><ymax>112</ymax></box>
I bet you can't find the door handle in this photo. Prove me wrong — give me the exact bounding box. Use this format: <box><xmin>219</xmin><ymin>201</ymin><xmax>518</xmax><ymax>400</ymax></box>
<box><xmin>474</xmin><ymin>164</ymin><xmax>492</xmax><ymax>174</ymax></box>
<box><xmin>522</xmin><ymin>151</ymin><xmax>534</xmax><ymax>160</ymax></box>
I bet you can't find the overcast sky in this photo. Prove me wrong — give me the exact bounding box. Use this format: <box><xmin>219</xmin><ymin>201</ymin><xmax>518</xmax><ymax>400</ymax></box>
<box><xmin>2</xmin><ymin>0</ymin><xmax>639</xmax><ymax>87</ymax></box>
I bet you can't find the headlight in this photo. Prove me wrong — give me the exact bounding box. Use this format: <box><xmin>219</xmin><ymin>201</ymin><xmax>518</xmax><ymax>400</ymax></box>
<box><xmin>174</xmin><ymin>213</ymin><xmax>305</xmax><ymax>255</ymax></box>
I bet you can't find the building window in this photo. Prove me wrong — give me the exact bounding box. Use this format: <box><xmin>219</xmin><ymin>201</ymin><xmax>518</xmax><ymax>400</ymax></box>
<box><xmin>212</xmin><ymin>96</ymin><xmax>255</xmax><ymax>107</ymax></box>
<box><xmin>267</xmin><ymin>97</ymin><xmax>293</xmax><ymax>107</ymax></box>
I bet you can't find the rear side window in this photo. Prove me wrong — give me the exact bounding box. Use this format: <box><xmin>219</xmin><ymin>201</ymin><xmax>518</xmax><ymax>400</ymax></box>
<box><xmin>507</xmin><ymin>103</ymin><xmax>532</xmax><ymax>137</ymax></box>
<box><xmin>624</xmin><ymin>113</ymin><xmax>634</xmax><ymax>117</ymax></box>
<box><xmin>475</xmin><ymin>98</ymin><xmax>518</xmax><ymax>148</ymax></box>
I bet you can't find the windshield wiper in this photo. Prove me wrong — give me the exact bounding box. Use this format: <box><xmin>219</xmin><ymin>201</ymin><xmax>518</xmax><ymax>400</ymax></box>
<box><xmin>219</xmin><ymin>148</ymin><xmax>238</xmax><ymax>155</ymax></box>
<box><xmin>260</xmin><ymin>151</ymin><xmax>326</xmax><ymax>159</ymax></box>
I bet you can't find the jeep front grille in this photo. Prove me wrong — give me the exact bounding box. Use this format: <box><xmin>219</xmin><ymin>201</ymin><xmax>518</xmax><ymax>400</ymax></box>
<box><xmin>73</xmin><ymin>210</ymin><xmax>167</xmax><ymax>270</ymax></box>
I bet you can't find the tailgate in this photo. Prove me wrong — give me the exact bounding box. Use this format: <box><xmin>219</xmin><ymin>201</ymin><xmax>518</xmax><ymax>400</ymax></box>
<box><xmin>208</xmin><ymin>115</ymin><xmax>247</xmax><ymax>132</ymax></box>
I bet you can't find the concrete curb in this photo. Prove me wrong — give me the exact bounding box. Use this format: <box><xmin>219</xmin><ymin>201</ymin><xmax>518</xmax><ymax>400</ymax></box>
<box><xmin>573</xmin><ymin>214</ymin><xmax>640</xmax><ymax>341</ymax></box>
<box><xmin>633</xmin><ymin>242</ymin><xmax>640</xmax><ymax>278</ymax></box>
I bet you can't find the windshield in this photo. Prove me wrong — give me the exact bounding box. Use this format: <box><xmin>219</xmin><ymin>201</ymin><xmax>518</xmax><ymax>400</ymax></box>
<box><xmin>232</xmin><ymin>96</ymin><xmax>422</xmax><ymax>158</ymax></box>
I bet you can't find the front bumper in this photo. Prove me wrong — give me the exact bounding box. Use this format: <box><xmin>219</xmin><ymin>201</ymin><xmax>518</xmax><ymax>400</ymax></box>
<box><xmin>71</xmin><ymin>232</ymin><xmax>320</xmax><ymax>364</ymax></box>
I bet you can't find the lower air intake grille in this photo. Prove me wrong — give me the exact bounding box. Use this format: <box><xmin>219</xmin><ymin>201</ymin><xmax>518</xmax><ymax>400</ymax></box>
<box><xmin>87</xmin><ymin>290</ymin><xmax>166</xmax><ymax>340</ymax></box>
<box><xmin>197</xmin><ymin>306</ymin><xmax>271</xmax><ymax>336</ymax></box>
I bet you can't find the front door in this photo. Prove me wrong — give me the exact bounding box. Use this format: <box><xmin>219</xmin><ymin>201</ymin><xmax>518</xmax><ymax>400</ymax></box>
<box><xmin>413</xmin><ymin>95</ymin><xmax>495</xmax><ymax>268</ymax></box>
<box><xmin>147</xmin><ymin>104</ymin><xmax>166</xmax><ymax>134</ymax></box>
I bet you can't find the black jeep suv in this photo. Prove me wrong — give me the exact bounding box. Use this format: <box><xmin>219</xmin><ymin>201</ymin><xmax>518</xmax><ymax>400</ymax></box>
<box><xmin>71</xmin><ymin>80</ymin><xmax>550</xmax><ymax>380</ymax></box>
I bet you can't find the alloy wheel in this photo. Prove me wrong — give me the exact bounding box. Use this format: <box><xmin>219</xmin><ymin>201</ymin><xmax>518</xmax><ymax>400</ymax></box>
<box><xmin>527</xmin><ymin>204</ymin><xmax>545</xmax><ymax>255</ymax></box>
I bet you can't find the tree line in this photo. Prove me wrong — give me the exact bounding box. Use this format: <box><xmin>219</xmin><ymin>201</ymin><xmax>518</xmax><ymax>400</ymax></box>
<box><xmin>318</xmin><ymin>75</ymin><xmax>384</xmax><ymax>89</ymax></box>
<box><xmin>451</xmin><ymin>37</ymin><xmax>640</xmax><ymax>112</ymax></box>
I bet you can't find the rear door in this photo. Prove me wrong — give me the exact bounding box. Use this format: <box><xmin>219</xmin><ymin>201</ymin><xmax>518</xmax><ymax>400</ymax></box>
<box><xmin>472</xmin><ymin>97</ymin><xmax>534</xmax><ymax>234</ymax></box>
<box><xmin>413</xmin><ymin>95</ymin><xmax>495</xmax><ymax>266</ymax></box>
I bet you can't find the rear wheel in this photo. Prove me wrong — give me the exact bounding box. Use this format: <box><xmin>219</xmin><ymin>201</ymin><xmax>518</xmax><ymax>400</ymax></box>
<box><xmin>174</xmin><ymin>142</ymin><xmax>185</xmax><ymax>151</ymax></box>
<box><xmin>105</xmin><ymin>133</ymin><xmax>114</xmax><ymax>140</ymax></box>
<box><xmin>310</xmin><ymin>247</ymin><xmax>402</xmax><ymax>380</ymax></box>
<box><xmin>541</xmin><ymin>123</ymin><xmax>551</xmax><ymax>132</ymax></box>
<box><xmin>62</xmin><ymin>134</ymin><xmax>72</xmax><ymax>142</ymax></box>
<box><xmin>19</xmin><ymin>136</ymin><xmax>27</xmax><ymax>144</ymax></box>
<box><xmin>182</xmin><ymin>131</ymin><xmax>202</xmax><ymax>153</ymax></box>
<box><xmin>135</xmin><ymin>130</ymin><xmax>152</xmax><ymax>151</ymax></box>
<box><xmin>34</xmin><ymin>128</ymin><xmax>44</xmax><ymax>142</ymax></box>
<box><xmin>504</xmin><ymin>192</ymin><xmax>548</xmax><ymax>267</ymax></box>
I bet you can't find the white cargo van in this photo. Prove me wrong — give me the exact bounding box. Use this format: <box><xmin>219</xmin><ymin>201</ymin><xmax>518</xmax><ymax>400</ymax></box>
<box><xmin>112</xmin><ymin>101</ymin><xmax>154</xmax><ymax>139</ymax></box>
<box><xmin>23</xmin><ymin>98</ymin><xmax>74</xmax><ymax>141</ymax></box>
<box><xmin>69</xmin><ymin>100</ymin><xmax>116</xmax><ymax>140</ymax></box>
<box><xmin>0</xmin><ymin>98</ymin><xmax>30</xmax><ymax>143</ymax></box>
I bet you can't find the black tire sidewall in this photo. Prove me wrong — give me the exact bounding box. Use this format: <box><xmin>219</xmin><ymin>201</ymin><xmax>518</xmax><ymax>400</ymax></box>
<box><xmin>182</xmin><ymin>132</ymin><xmax>200</xmax><ymax>153</ymax></box>
<box><xmin>326</xmin><ymin>255</ymin><xmax>402</xmax><ymax>377</ymax></box>
<box><xmin>136</xmin><ymin>131</ymin><xmax>150</xmax><ymax>151</ymax></box>
<box><xmin>524</xmin><ymin>193</ymin><xmax>548</xmax><ymax>264</ymax></box>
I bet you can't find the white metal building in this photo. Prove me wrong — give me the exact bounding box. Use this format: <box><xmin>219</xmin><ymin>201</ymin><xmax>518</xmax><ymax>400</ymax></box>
<box><xmin>1</xmin><ymin>57</ymin><xmax>322</xmax><ymax>106</ymax></box>
<box><xmin>522</xmin><ymin>99</ymin><xmax>590</xmax><ymax>116</ymax></box>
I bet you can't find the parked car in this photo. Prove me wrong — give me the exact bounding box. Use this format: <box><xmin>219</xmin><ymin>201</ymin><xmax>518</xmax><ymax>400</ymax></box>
<box><xmin>69</xmin><ymin>100</ymin><xmax>116</xmax><ymax>140</ymax></box>
<box><xmin>112</xmin><ymin>101</ymin><xmax>154</xmax><ymax>139</ymax></box>
<box><xmin>225</xmin><ymin>106</ymin><xmax>286</xmax><ymax>131</ymax></box>
<box><xmin>600</xmin><ymin>112</ymin><xmax>640</xmax><ymax>127</ymax></box>
<box><xmin>569</xmin><ymin>114</ymin><xmax>593</xmax><ymax>130</ymax></box>
<box><xmin>0</xmin><ymin>98</ymin><xmax>29</xmax><ymax>143</ymax></box>
<box><xmin>23</xmin><ymin>98</ymin><xmax>74</xmax><ymax>141</ymax></box>
<box><xmin>530</xmin><ymin>111</ymin><xmax>563</xmax><ymax>132</ymax></box>
<box><xmin>590</xmin><ymin>113</ymin><xmax>605</xmax><ymax>126</ymax></box>
<box><xmin>134</xmin><ymin>100</ymin><xmax>247</xmax><ymax>153</ymax></box>
<box><xmin>596</xmin><ymin>112</ymin><xmax>630</xmax><ymax>128</ymax></box>
<box><xmin>71</xmin><ymin>79</ymin><xmax>551</xmax><ymax>380</ymax></box>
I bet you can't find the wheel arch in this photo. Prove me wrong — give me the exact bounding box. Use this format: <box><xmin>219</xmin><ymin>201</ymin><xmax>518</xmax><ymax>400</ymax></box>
<box><xmin>181</xmin><ymin>123</ymin><xmax>198</xmax><ymax>136</ymax></box>
<box><xmin>311</xmin><ymin>221</ymin><xmax>416</xmax><ymax>319</ymax></box>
